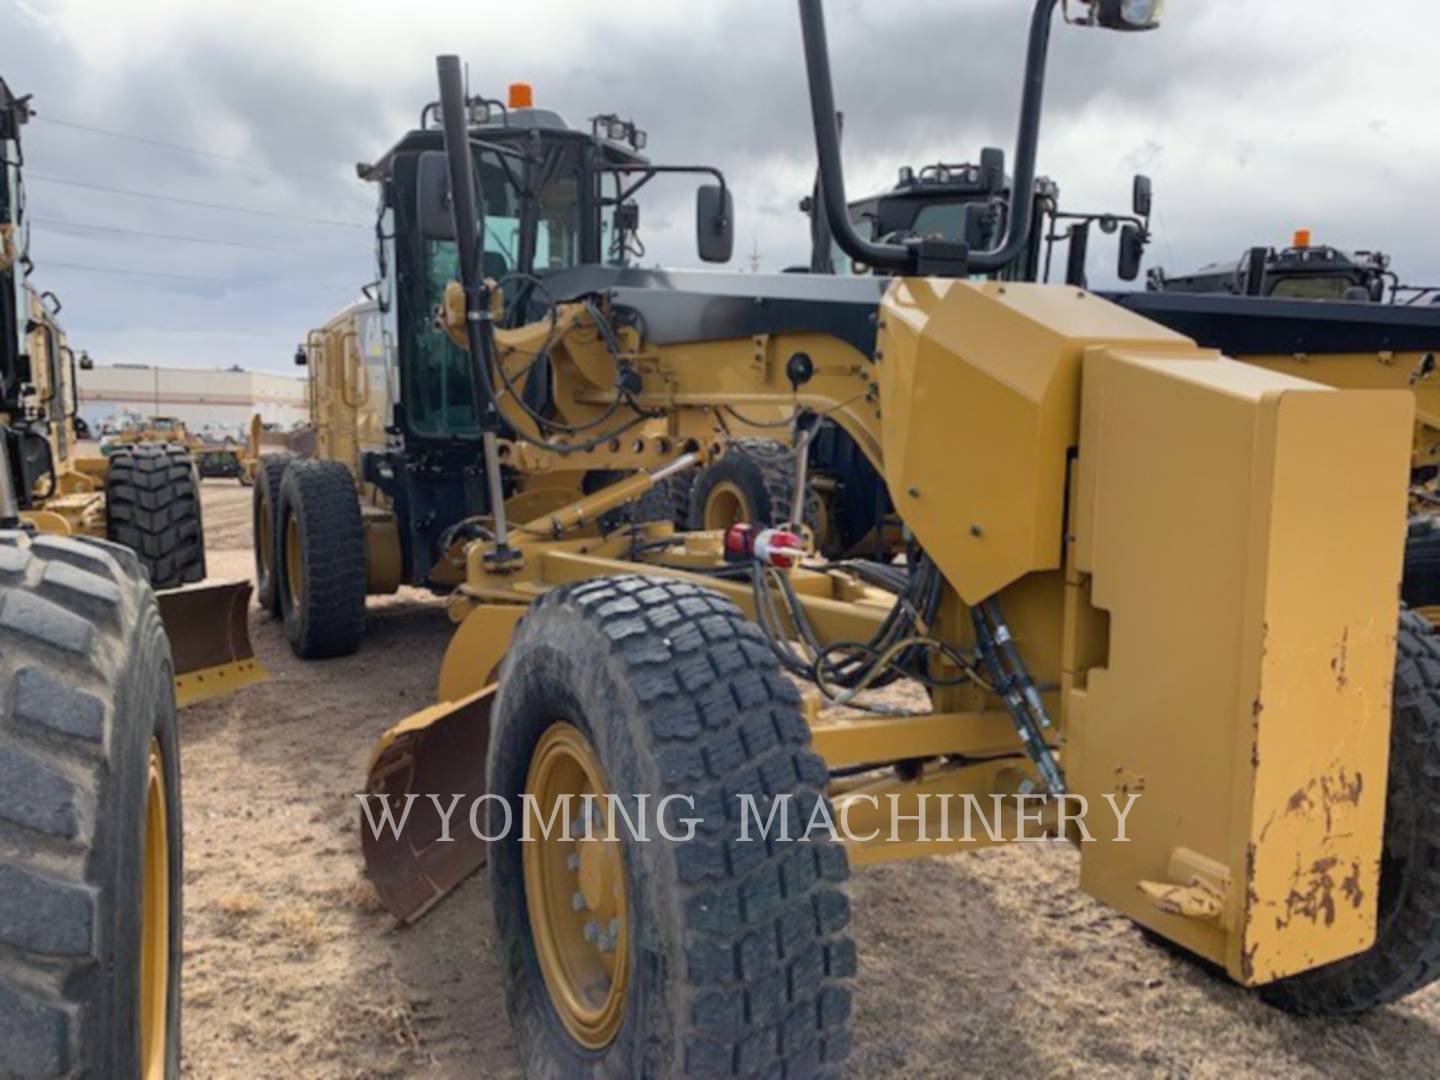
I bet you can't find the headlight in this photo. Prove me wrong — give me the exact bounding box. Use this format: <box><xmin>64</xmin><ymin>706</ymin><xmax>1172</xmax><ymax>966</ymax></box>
<box><xmin>1096</xmin><ymin>0</ymin><xmax>1164</xmax><ymax>31</ymax></box>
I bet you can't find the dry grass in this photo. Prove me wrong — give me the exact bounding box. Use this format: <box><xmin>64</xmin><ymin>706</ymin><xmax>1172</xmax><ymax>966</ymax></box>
<box><xmin>215</xmin><ymin>892</ymin><xmax>262</xmax><ymax>918</ymax></box>
<box><xmin>272</xmin><ymin>906</ymin><xmax>324</xmax><ymax>953</ymax></box>
<box><xmin>338</xmin><ymin>878</ymin><xmax>387</xmax><ymax>915</ymax></box>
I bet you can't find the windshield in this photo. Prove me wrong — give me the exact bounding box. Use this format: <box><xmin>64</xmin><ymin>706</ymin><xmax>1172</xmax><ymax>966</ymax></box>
<box><xmin>911</xmin><ymin>202</ymin><xmax>971</xmax><ymax>242</ymax></box>
<box><xmin>1268</xmin><ymin>275</ymin><xmax>1356</xmax><ymax>301</ymax></box>
<box><xmin>834</xmin><ymin>197</ymin><xmax>1013</xmax><ymax>280</ymax></box>
<box><xmin>470</xmin><ymin>144</ymin><xmax>583</xmax><ymax>277</ymax></box>
<box><xmin>404</xmin><ymin>141</ymin><xmax>587</xmax><ymax>440</ymax></box>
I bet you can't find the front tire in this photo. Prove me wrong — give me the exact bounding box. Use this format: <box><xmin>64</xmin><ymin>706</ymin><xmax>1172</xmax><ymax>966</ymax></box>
<box><xmin>252</xmin><ymin>453</ymin><xmax>293</xmax><ymax>616</ymax></box>
<box><xmin>0</xmin><ymin>532</ymin><xmax>182</xmax><ymax>1077</ymax></box>
<box><xmin>277</xmin><ymin>459</ymin><xmax>366</xmax><ymax>659</ymax></box>
<box><xmin>104</xmin><ymin>443</ymin><xmax>207</xmax><ymax>588</ymax></box>
<box><xmin>1261</xmin><ymin>612</ymin><xmax>1440</xmax><ymax>1014</ymax></box>
<box><xmin>489</xmin><ymin>575</ymin><xmax>854</xmax><ymax>1077</ymax></box>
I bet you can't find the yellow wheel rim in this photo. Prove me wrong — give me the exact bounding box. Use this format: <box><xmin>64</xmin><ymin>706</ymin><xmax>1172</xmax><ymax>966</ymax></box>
<box><xmin>258</xmin><ymin>491</ymin><xmax>273</xmax><ymax>584</ymax></box>
<box><xmin>139</xmin><ymin>739</ymin><xmax>169</xmax><ymax>1080</ymax></box>
<box><xmin>703</xmin><ymin>480</ymin><xmax>753</xmax><ymax>531</ymax></box>
<box><xmin>284</xmin><ymin>514</ymin><xmax>302</xmax><ymax>610</ymax></box>
<box><xmin>522</xmin><ymin>723</ymin><xmax>629</xmax><ymax>1050</ymax></box>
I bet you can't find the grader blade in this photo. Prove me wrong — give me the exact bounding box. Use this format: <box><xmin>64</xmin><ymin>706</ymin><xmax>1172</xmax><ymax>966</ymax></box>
<box><xmin>156</xmin><ymin>579</ymin><xmax>265</xmax><ymax>707</ymax></box>
<box><xmin>361</xmin><ymin>686</ymin><xmax>495</xmax><ymax>922</ymax></box>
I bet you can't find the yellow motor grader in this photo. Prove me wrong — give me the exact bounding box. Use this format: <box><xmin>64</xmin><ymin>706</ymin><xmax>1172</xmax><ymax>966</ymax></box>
<box><xmin>2</xmin><ymin>75</ymin><xmax>258</xmax><ymax>1078</ymax></box>
<box><xmin>1127</xmin><ymin>233</ymin><xmax>1440</xmax><ymax>614</ymax></box>
<box><xmin>780</xmin><ymin>142</ymin><xmax>1440</xmax><ymax>590</ymax></box>
<box><xmin>282</xmin><ymin>2</ymin><xmax>1440</xmax><ymax>1074</ymax></box>
<box><xmin>105</xmin><ymin>413</ymin><xmax>253</xmax><ymax>484</ymax></box>
<box><xmin>254</xmin><ymin>75</ymin><xmax>768</xmax><ymax>657</ymax></box>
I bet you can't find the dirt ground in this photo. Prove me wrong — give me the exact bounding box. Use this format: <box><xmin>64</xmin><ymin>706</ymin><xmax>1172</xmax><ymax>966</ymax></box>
<box><xmin>180</xmin><ymin>481</ymin><xmax>1440</xmax><ymax>1078</ymax></box>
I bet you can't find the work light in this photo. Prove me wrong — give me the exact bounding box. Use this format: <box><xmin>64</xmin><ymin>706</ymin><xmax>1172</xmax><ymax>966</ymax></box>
<box><xmin>1096</xmin><ymin>0</ymin><xmax>1164</xmax><ymax>31</ymax></box>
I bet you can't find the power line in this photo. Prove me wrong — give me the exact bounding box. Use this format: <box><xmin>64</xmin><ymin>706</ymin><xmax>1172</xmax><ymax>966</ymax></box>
<box><xmin>33</xmin><ymin>114</ymin><xmax>356</xmax><ymax>187</ymax></box>
<box><xmin>31</xmin><ymin>216</ymin><xmax>366</xmax><ymax>259</ymax></box>
<box><xmin>26</xmin><ymin>172</ymin><xmax>369</xmax><ymax>229</ymax></box>
<box><xmin>36</xmin><ymin>260</ymin><xmax>360</xmax><ymax>291</ymax></box>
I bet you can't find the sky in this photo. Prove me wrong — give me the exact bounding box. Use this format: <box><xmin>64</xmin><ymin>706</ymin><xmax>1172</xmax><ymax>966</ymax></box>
<box><xmin>3</xmin><ymin>0</ymin><xmax>1437</xmax><ymax>372</ymax></box>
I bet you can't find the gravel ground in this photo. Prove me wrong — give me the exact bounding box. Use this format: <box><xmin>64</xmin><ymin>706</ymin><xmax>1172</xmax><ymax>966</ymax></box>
<box><xmin>179</xmin><ymin>480</ymin><xmax>1440</xmax><ymax>1078</ymax></box>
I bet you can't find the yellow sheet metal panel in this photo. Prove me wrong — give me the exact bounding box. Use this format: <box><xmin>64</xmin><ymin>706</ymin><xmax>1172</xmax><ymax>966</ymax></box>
<box><xmin>875</xmin><ymin>280</ymin><xmax>1192</xmax><ymax>603</ymax></box>
<box><xmin>1069</xmin><ymin>348</ymin><xmax>1413</xmax><ymax>984</ymax></box>
<box><xmin>1233</xmin><ymin>350</ymin><xmax>1440</xmax><ymax>468</ymax></box>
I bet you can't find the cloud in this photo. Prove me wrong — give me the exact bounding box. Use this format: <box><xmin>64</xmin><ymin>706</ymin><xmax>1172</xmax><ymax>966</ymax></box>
<box><xmin>5</xmin><ymin>0</ymin><xmax>1439</xmax><ymax>371</ymax></box>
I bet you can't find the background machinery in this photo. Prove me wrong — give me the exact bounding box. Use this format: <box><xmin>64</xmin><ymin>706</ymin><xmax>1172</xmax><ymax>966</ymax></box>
<box><xmin>256</xmin><ymin>79</ymin><xmax>751</xmax><ymax>657</ymax></box>
<box><xmin>761</xmin><ymin>150</ymin><xmax>1440</xmax><ymax>615</ymax></box>
<box><xmin>1147</xmin><ymin>230</ymin><xmax>1440</xmax><ymax>304</ymax></box>
<box><xmin>336</xmin><ymin>1</ymin><xmax>1440</xmax><ymax>1075</ymax></box>
<box><xmin>1</xmin><ymin>76</ymin><xmax>261</xmax><ymax>1078</ymax></box>
<box><xmin>103</xmin><ymin>414</ymin><xmax>252</xmax><ymax>482</ymax></box>
<box><xmin>687</xmin><ymin>130</ymin><xmax>1158</xmax><ymax>556</ymax></box>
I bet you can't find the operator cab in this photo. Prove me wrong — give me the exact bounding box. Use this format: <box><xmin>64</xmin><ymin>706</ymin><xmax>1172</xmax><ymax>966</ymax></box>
<box><xmin>359</xmin><ymin>83</ymin><xmax>730</xmax><ymax>446</ymax></box>
<box><xmin>1149</xmin><ymin>231</ymin><xmax>1393</xmax><ymax>302</ymax></box>
<box><xmin>808</xmin><ymin>153</ymin><xmax>1150</xmax><ymax>286</ymax></box>
<box><xmin>808</xmin><ymin>156</ymin><xmax>1021</xmax><ymax>278</ymax></box>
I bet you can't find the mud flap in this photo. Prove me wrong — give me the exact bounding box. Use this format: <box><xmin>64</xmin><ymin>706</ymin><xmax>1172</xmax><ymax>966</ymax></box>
<box><xmin>157</xmin><ymin>579</ymin><xmax>265</xmax><ymax>707</ymax></box>
<box><xmin>361</xmin><ymin>686</ymin><xmax>495</xmax><ymax>922</ymax></box>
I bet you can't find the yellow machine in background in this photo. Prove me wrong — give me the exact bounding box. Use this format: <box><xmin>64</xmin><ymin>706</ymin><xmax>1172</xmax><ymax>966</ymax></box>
<box><xmin>0</xmin><ymin>81</ymin><xmax>259</xmax><ymax>706</ymax></box>
<box><xmin>2</xmin><ymin>73</ymin><xmax>263</xmax><ymax>1080</ymax></box>
<box><xmin>106</xmin><ymin>413</ymin><xmax>254</xmax><ymax>484</ymax></box>
<box><xmin>340</xmin><ymin>4</ymin><xmax>1440</xmax><ymax>1076</ymax></box>
<box><xmin>254</xmin><ymin>83</ymin><xmax>769</xmax><ymax>657</ymax></box>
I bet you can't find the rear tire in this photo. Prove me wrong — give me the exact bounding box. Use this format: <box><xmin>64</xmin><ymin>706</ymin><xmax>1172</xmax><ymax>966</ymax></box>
<box><xmin>489</xmin><ymin>575</ymin><xmax>854</xmax><ymax>1077</ymax></box>
<box><xmin>105</xmin><ymin>443</ymin><xmax>206</xmax><ymax>588</ymax></box>
<box><xmin>0</xmin><ymin>532</ymin><xmax>182</xmax><ymax>1077</ymax></box>
<box><xmin>1402</xmin><ymin>515</ymin><xmax>1440</xmax><ymax>622</ymax></box>
<box><xmin>277</xmin><ymin>459</ymin><xmax>366</xmax><ymax>659</ymax></box>
<box><xmin>687</xmin><ymin>438</ymin><xmax>821</xmax><ymax>537</ymax></box>
<box><xmin>252</xmin><ymin>453</ymin><xmax>293</xmax><ymax>617</ymax></box>
<box><xmin>1260</xmin><ymin>612</ymin><xmax>1440</xmax><ymax>1014</ymax></box>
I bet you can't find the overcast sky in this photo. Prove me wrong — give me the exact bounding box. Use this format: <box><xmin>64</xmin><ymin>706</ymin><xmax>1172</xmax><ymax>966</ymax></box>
<box><xmin>4</xmin><ymin>0</ymin><xmax>1437</xmax><ymax>372</ymax></box>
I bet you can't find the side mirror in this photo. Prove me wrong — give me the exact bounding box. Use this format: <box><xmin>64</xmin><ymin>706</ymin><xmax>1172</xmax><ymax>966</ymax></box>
<box><xmin>416</xmin><ymin>151</ymin><xmax>457</xmax><ymax>241</ymax></box>
<box><xmin>1117</xmin><ymin>223</ymin><xmax>1145</xmax><ymax>282</ymax></box>
<box><xmin>962</xmin><ymin>202</ymin><xmax>999</xmax><ymax>250</ymax></box>
<box><xmin>294</xmin><ymin>345</ymin><xmax>308</xmax><ymax>367</ymax></box>
<box><xmin>1243</xmin><ymin>246</ymin><xmax>1269</xmax><ymax>296</ymax></box>
<box><xmin>980</xmin><ymin>147</ymin><xmax>1006</xmax><ymax>195</ymax></box>
<box><xmin>1132</xmin><ymin>174</ymin><xmax>1153</xmax><ymax>219</ymax></box>
<box><xmin>696</xmin><ymin>184</ymin><xmax>734</xmax><ymax>263</ymax></box>
<box><xmin>1067</xmin><ymin>221</ymin><xmax>1092</xmax><ymax>287</ymax></box>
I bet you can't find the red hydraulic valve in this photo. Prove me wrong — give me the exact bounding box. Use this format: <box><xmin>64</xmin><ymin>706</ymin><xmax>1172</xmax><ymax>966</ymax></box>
<box><xmin>723</xmin><ymin>523</ymin><xmax>806</xmax><ymax>569</ymax></box>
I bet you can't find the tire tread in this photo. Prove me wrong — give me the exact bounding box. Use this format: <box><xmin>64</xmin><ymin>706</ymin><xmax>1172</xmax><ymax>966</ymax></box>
<box><xmin>104</xmin><ymin>442</ymin><xmax>206</xmax><ymax>587</ymax></box>
<box><xmin>0</xmin><ymin>532</ymin><xmax>159</xmax><ymax>1075</ymax></box>
<box><xmin>515</xmin><ymin>575</ymin><xmax>853</xmax><ymax>1078</ymax></box>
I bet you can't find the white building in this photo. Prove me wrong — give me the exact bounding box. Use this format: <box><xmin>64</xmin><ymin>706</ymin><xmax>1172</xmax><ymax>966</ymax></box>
<box><xmin>78</xmin><ymin>364</ymin><xmax>309</xmax><ymax>437</ymax></box>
